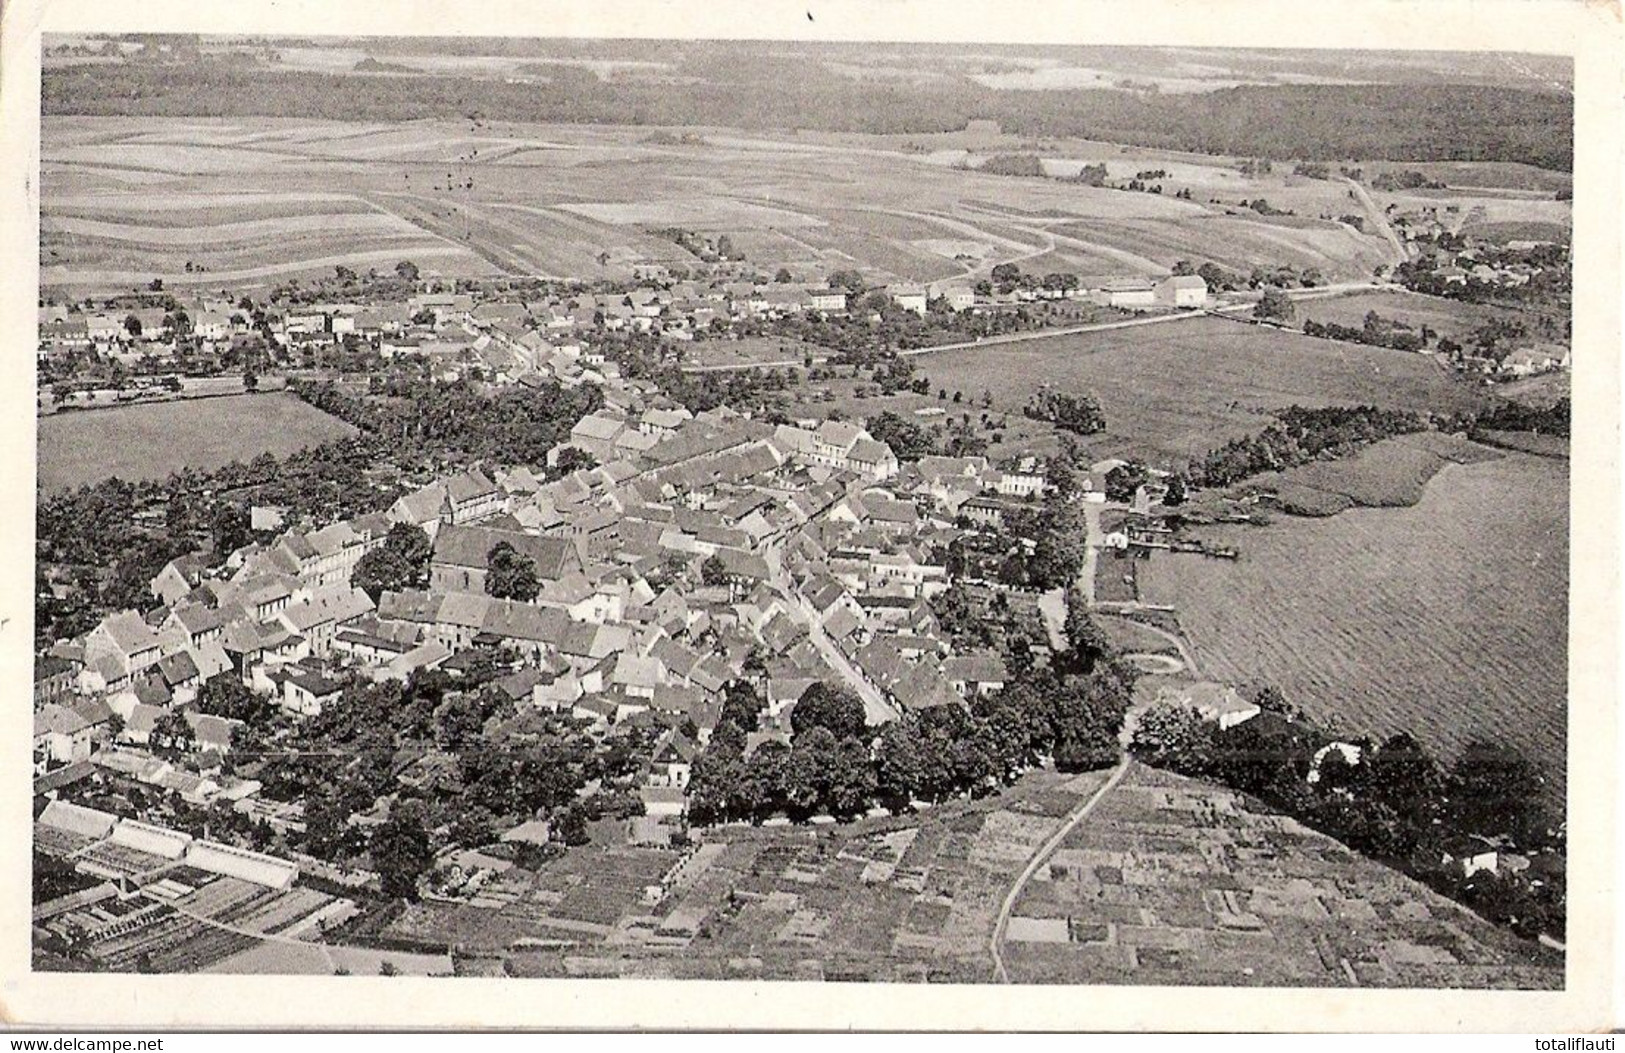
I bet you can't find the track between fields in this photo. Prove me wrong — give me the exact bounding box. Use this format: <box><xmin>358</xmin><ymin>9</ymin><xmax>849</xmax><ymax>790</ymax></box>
<box><xmin>988</xmin><ymin>757</ymin><xmax>1134</xmax><ymax>983</ymax></box>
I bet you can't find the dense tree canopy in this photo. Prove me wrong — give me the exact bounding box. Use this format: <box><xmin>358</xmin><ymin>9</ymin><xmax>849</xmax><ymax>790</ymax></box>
<box><xmin>788</xmin><ymin>682</ymin><xmax>868</xmax><ymax>744</ymax></box>
<box><xmin>486</xmin><ymin>542</ymin><xmax>540</xmax><ymax>602</ymax></box>
<box><xmin>351</xmin><ymin>522</ymin><xmax>432</xmax><ymax>601</ymax></box>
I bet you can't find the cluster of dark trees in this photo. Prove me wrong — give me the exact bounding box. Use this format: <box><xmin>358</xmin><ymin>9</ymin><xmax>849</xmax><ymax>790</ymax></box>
<box><xmin>594</xmin><ymin>330</ymin><xmax>795</xmax><ymax>414</ymax></box>
<box><xmin>996</xmin><ymin>454</ymin><xmax>1091</xmax><ymax>590</ymax></box>
<box><xmin>1129</xmin><ymin>699</ymin><xmax>1563</xmax><ymax>940</ymax></box>
<box><xmin>985</xmin><ymin>263</ymin><xmax>1083</xmax><ymax>298</ymax></box>
<box><xmin>1370</xmin><ymin>169</ymin><xmax>1447</xmax><ymax>191</ymax></box>
<box><xmin>865</xmin><ymin>411</ymin><xmax>936</xmax><ymax>462</ymax></box>
<box><xmin>1459</xmin><ymin>317</ymin><xmax>1533</xmax><ymax>363</ymax></box>
<box><xmin>750</xmin><ymin>296</ymin><xmax>1092</xmax><ymax>364</ymax></box>
<box><xmin>44</xmin><ymin>57</ymin><xmax>1572</xmax><ymax>170</ymax></box>
<box><xmin>1072</xmin><ymin>163</ymin><xmax>1109</xmax><ymax>186</ymax></box>
<box><xmin>351</xmin><ymin>522</ymin><xmax>432</xmax><ymax>601</ymax></box>
<box><xmin>249</xmin><ymin>659</ymin><xmax>652</xmax><ymax>896</ymax></box>
<box><xmin>36</xmin><ymin>375</ymin><xmax>602</xmax><ymax>647</ymax></box>
<box><xmin>1253</xmin><ymin>288</ymin><xmax>1296</xmax><ymax>322</ymax></box>
<box><xmin>291</xmin><ymin>375</ymin><xmax>602</xmax><ymax>470</ymax></box>
<box><xmin>1248</xmin><ymin>263</ymin><xmax>1325</xmax><ymax>290</ymax></box>
<box><xmin>1192</xmin><ymin>405</ymin><xmax>1428</xmax><ymax>488</ymax></box>
<box><xmin>1104</xmin><ymin>463</ymin><xmax>1151</xmax><ymax>503</ymax></box>
<box><xmin>654</xmin><ymin>227</ymin><xmax>743</xmax><ymax>263</ymax></box>
<box><xmin>979</xmin><ymin>153</ymin><xmax>1045</xmax><ymax>177</ymax></box>
<box><xmin>1241</xmin><ymin>198</ymin><xmax>1293</xmax><ymax>217</ymax></box>
<box><xmin>1394</xmin><ymin>247</ymin><xmax>1571</xmax><ymax>311</ymax></box>
<box><xmin>1022</xmin><ymin>389</ymin><xmax>1107</xmax><ymax>435</ymax></box>
<box><xmin>1470</xmin><ymin>397</ymin><xmax>1570</xmax><ymax>439</ymax></box>
<box><xmin>686</xmin><ymin>681</ymin><xmax>877</xmax><ymax>824</ymax></box>
<box><xmin>36</xmin><ymin>479</ymin><xmax>197</xmax><ymax>645</ymax></box>
<box><xmin>689</xmin><ymin>653</ymin><xmax>1133</xmax><ymax>826</ymax></box>
<box><xmin>1303</xmin><ymin>311</ymin><xmax>1431</xmax><ymax>353</ymax></box>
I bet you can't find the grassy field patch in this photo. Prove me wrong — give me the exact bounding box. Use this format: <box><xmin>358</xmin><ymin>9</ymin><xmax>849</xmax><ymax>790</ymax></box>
<box><xmin>918</xmin><ymin>316</ymin><xmax>1488</xmax><ymax>464</ymax></box>
<box><xmin>38</xmin><ymin>392</ymin><xmax>358</xmax><ymax>494</ymax></box>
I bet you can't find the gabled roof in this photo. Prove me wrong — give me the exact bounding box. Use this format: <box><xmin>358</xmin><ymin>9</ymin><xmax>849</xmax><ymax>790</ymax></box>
<box><xmin>156</xmin><ymin>650</ymin><xmax>200</xmax><ymax>686</ymax></box>
<box><xmin>446</xmin><ymin>469</ymin><xmax>498</xmax><ymax>505</ymax></box>
<box><xmin>185</xmin><ymin>711</ymin><xmax>242</xmax><ymax>751</ymax></box>
<box><xmin>432</xmin><ymin>524</ymin><xmax>577</xmax><ymax>581</ymax></box>
<box><xmin>571</xmin><ymin>413</ymin><xmax>626</xmax><ymax>441</ymax></box>
<box><xmin>611</xmin><ymin>653</ymin><xmax>666</xmax><ymax>690</ymax></box>
<box><xmin>169</xmin><ymin>602</ymin><xmax>227</xmax><ymax>637</ymax></box>
<box><xmin>34</xmin><ymin>704</ymin><xmax>90</xmax><ymax>738</ymax></box>
<box><xmin>98</xmin><ymin>610</ymin><xmax>158</xmax><ymax>655</ymax></box>
<box><xmin>942</xmin><ymin>652</ymin><xmax>1009</xmax><ymax>684</ymax></box>
<box><xmin>482</xmin><ymin>599</ymin><xmax>567</xmax><ymax>643</ymax></box>
<box><xmin>652</xmin><ymin>729</ymin><xmax>699</xmax><ymax>764</ymax></box>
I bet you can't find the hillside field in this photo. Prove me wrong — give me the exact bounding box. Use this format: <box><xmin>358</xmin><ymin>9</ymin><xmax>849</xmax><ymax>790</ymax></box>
<box><xmin>38</xmin><ymin>392</ymin><xmax>357</xmax><ymax>494</ymax></box>
<box><xmin>917</xmin><ymin>315</ymin><xmax>1489</xmax><ymax>464</ymax></box>
<box><xmin>42</xmin><ymin>116</ymin><xmax>1405</xmax><ymax>294</ymax></box>
<box><xmin>1140</xmin><ymin>451</ymin><xmax>1568</xmax><ymax>805</ymax></box>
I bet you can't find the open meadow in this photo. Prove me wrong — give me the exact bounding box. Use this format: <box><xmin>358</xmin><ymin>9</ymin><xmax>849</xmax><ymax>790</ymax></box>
<box><xmin>1294</xmin><ymin>289</ymin><xmax>1523</xmax><ymax>341</ymax></box>
<box><xmin>38</xmin><ymin>392</ymin><xmax>357</xmax><ymax>494</ymax></box>
<box><xmin>1247</xmin><ymin>431</ymin><xmax>1505</xmax><ymax>516</ymax></box>
<box><xmin>1141</xmin><ymin>450</ymin><xmax>1568</xmax><ymax>803</ymax></box>
<box><xmin>917</xmin><ymin>315</ymin><xmax>1489</xmax><ymax>464</ymax></box>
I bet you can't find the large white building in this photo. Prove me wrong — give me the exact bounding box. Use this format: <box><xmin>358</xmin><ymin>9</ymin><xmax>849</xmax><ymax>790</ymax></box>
<box><xmin>1154</xmin><ymin>274</ymin><xmax>1209</xmax><ymax>309</ymax></box>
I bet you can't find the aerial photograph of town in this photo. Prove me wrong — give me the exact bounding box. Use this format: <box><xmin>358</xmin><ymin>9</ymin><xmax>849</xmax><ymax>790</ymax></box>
<box><xmin>30</xmin><ymin>34</ymin><xmax>1572</xmax><ymax>988</ymax></box>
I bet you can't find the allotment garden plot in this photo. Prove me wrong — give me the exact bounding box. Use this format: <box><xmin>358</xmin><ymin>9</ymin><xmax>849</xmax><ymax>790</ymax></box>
<box><xmin>1002</xmin><ymin>765</ymin><xmax>1561</xmax><ymax>987</ymax></box>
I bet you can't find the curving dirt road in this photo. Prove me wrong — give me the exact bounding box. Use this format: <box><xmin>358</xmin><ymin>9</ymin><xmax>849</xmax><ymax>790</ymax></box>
<box><xmin>988</xmin><ymin>758</ymin><xmax>1134</xmax><ymax>983</ymax></box>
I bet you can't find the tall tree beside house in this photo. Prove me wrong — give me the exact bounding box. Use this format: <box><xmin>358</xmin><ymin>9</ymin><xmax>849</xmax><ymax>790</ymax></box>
<box><xmin>196</xmin><ymin>672</ymin><xmax>275</xmax><ymax>726</ymax></box>
<box><xmin>351</xmin><ymin>522</ymin><xmax>432</xmax><ymax>601</ymax></box>
<box><xmin>150</xmin><ymin>710</ymin><xmax>195</xmax><ymax>760</ymax></box>
<box><xmin>448</xmin><ymin>805</ymin><xmax>497</xmax><ymax>850</ymax></box>
<box><xmin>211</xmin><ymin>502</ymin><xmax>253</xmax><ymax>559</ymax></box>
<box><xmin>485</xmin><ymin>542</ymin><xmax>540</xmax><ymax>602</ymax></box>
<box><xmin>1104</xmin><ymin>463</ymin><xmax>1150</xmax><ymax>503</ymax></box>
<box><xmin>866</xmin><ymin>410</ymin><xmax>934</xmax><ymax>462</ymax></box>
<box><xmin>828</xmin><ymin>268</ymin><xmax>866</xmax><ymax>293</ymax></box>
<box><xmin>395</xmin><ymin>260</ymin><xmax>419</xmax><ymax>282</ymax></box>
<box><xmin>434</xmin><ymin>692</ymin><xmax>487</xmax><ymax>753</ymax></box>
<box><xmin>551</xmin><ymin>445</ymin><xmax>598</xmax><ymax>476</ymax></box>
<box><xmin>370</xmin><ymin>802</ymin><xmax>434</xmax><ymax>900</ymax></box>
<box><xmin>554</xmin><ymin>803</ymin><xmax>592</xmax><ymax>847</ymax></box>
<box><xmin>718</xmin><ymin>679</ymin><xmax>767</xmax><ymax>733</ymax></box>
<box><xmin>1063</xmin><ymin>599</ymin><xmax>1112</xmax><ymax>674</ymax></box>
<box><xmin>700</xmin><ymin>553</ymin><xmax>729</xmax><ymax>588</ymax></box>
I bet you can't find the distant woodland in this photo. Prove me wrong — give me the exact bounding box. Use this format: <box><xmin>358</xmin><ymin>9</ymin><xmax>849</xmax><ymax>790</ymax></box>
<box><xmin>43</xmin><ymin>57</ymin><xmax>1573</xmax><ymax>170</ymax></box>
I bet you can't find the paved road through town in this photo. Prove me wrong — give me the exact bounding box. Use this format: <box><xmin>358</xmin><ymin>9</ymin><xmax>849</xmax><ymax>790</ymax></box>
<box><xmin>763</xmin><ymin>536</ymin><xmax>900</xmax><ymax>725</ymax></box>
